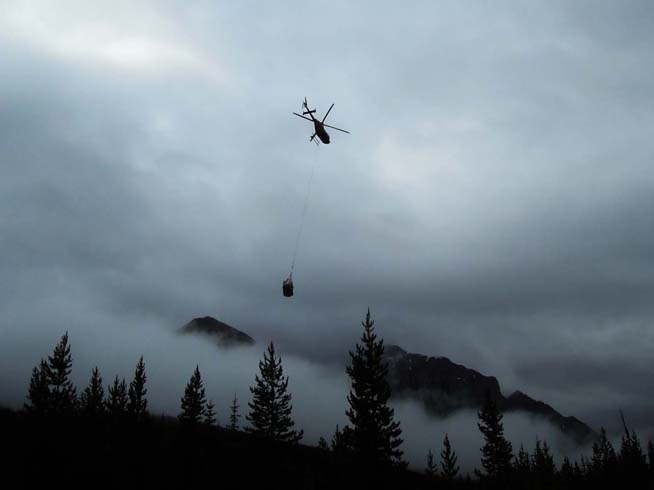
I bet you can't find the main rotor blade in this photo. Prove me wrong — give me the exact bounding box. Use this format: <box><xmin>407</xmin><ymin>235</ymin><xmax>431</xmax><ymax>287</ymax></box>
<box><xmin>321</xmin><ymin>103</ymin><xmax>334</xmax><ymax>123</ymax></box>
<box><xmin>293</xmin><ymin>112</ymin><xmax>314</xmax><ymax>122</ymax></box>
<box><xmin>323</xmin><ymin>123</ymin><xmax>350</xmax><ymax>134</ymax></box>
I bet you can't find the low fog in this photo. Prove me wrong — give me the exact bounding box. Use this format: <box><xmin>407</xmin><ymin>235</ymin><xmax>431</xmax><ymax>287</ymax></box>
<box><xmin>0</xmin><ymin>319</ymin><xmax>600</xmax><ymax>470</ymax></box>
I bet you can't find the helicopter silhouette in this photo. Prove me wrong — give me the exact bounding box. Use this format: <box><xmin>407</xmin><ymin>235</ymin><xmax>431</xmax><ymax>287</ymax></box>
<box><xmin>292</xmin><ymin>98</ymin><xmax>350</xmax><ymax>145</ymax></box>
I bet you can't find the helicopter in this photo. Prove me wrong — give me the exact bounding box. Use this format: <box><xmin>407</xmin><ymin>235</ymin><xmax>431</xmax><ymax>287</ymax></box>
<box><xmin>292</xmin><ymin>98</ymin><xmax>350</xmax><ymax>145</ymax></box>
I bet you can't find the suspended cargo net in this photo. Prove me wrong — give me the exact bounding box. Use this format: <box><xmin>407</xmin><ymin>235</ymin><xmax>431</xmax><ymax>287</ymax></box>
<box><xmin>282</xmin><ymin>275</ymin><xmax>294</xmax><ymax>297</ymax></box>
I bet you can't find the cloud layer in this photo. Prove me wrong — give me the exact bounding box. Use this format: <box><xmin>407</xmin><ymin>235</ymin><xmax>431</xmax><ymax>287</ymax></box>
<box><xmin>2</xmin><ymin>0</ymin><xmax>654</xmax><ymax>451</ymax></box>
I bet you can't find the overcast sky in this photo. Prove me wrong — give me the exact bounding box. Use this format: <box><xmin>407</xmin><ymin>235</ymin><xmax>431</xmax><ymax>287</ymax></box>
<box><xmin>1</xmin><ymin>0</ymin><xmax>654</xmax><ymax>442</ymax></box>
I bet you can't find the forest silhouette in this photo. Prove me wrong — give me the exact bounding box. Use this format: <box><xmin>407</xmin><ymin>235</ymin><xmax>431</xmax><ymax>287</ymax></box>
<box><xmin>2</xmin><ymin>309</ymin><xmax>653</xmax><ymax>489</ymax></box>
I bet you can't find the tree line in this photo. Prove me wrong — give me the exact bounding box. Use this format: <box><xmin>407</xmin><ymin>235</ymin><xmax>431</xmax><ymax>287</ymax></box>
<box><xmin>19</xmin><ymin>309</ymin><xmax>654</xmax><ymax>489</ymax></box>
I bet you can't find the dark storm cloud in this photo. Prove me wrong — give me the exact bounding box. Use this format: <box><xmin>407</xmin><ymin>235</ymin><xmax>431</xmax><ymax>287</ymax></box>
<box><xmin>1</xmin><ymin>0</ymin><xmax>654</xmax><ymax>452</ymax></box>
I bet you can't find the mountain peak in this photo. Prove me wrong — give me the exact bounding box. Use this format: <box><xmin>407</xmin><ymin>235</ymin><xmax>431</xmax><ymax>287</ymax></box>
<box><xmin>384</xmin><ymin>344</ymin><xmax>407</xmax><ymax>358</ymax></box>
<box><xmin>179</xmin><ymin>316</ymin><xmax>254</xmax><ymax>347</ymax></box>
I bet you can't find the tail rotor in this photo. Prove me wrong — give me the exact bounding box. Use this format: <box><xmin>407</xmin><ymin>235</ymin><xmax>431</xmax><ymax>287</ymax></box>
<box><xmin>302</xmin><ymin>97</ymin><xmax>316</xmax><ymax>116</ymax></box>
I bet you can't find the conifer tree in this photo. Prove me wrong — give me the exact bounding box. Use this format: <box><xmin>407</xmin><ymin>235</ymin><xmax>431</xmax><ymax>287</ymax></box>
<box><xmin>425</xmin><ymin>448</ymin><xmax>437</xmax><ymax>477</ymax></box>
<box><xmin>127</xmin><ymin>356</ymin><xmax>148</xmax><ymax>421</ymax></box>
<box><xmin>574</xmin><ymin>459</ymin><xmax>585</xmax><ymax>481</ymax></box>
<box><xmin>619</xmin><ymin>426</ymin><xmax>647</xmax><ymax>482</ymax></box>
<box><xmin>477</xmin><ymin>392</ymin><xmax>513</xmax><ymax>480</ymax></box>
<box><xmin>532</xmin><ymin>440</ymin><xmax>556</xmax><ymax>485</ymax></box>
<box><xmin>46</xmin><ymin>332</ymin><xmax>77</xmax><ymax>414</ymax></box>
<box><xmin>246</xmin><ymin>342</ymin><xmax>302</xmax><ymax>443</ymax></box>
<box><xmin>648</xmin><ymin>440</ymin><xmax>654</xmax><ymax>473</ymax></box>
<box><xmin>559</xmin><ymin>456</ymin><xmax>575</xmax><ymax>485</ymax></box>
<box><xmin>179</xmin><ymin>365</ymin><xmax>207</xmax><ymax>425</ymax></box>
<box><xmin>441</xmin><ymin>433</ymin><xmax>460</xmax><ymax>480</ymax></box>
<box><xmin>620</xmin><ymin>429</ymin><xmax>646</xmax><ymax>463</ymax></box>
<box><xmin>579</xmin><ymin>455</ymin><xmax>591</xmax><ymax>476</ymax></box>
<box><xmin>107</xmin><ymin>376</ymin><xmax>128</xmax><ymax>417</ymax></box>
<box><xmin>514</xmin><ymin>444</ymin><xmax>531</xmax><ymax>473</ymax></box>
<box><xmin>513</xmin><ymin>444</ymin><xmax>531</xmax><ymax>488</ymax></box>
<box><xmin>229</xmin><ymin>392</ymin><xmax>241</xmax><ymax>430</ymax></box>
<box><xmin>79</xmin><ymin>366</ymin><xmax>105</xmax><ymax>417</ymax></box>
<box><xmin>25</xmin><ymin>359</ymin><xmax>50</xmax><ymax>414</ymax></box>
<box><xmin>591</xmin><ymin>427</ymin><xmax>617</xmax><ymax>474</ymax></box>
<box><xmin>204</xmin><ymin>399</ymin><xmax>217</xmax><ymax>426</ymax></box>
<box><xmin>345</xmin><ymin>309</ymin><xmax>403</xmax><ymax>465</ymax></box>
<box><xmin>318</xmin><ymin>436</ymin><xmax>330</xmax><ymax>451</ymax></box>
<box><xmin>331</xmin><ymin>424</ymin><xmax>348</xmax><ymax>455</ymax></box>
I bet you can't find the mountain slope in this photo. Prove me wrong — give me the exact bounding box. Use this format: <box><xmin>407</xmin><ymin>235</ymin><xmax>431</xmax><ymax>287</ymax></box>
<box><xmin>178</xmin><ymin>319</ymin><xmax>595</xmax><ymax>444</ymax></box>
<box><xmin>503</xmin><ymin>390</ymin><xmax>594</xmax><ymax>444</ymax></box>
<box><xmin>383</xmin><ymin>345</ymin><xmax>596</xmax><ymax>445</ymax></box>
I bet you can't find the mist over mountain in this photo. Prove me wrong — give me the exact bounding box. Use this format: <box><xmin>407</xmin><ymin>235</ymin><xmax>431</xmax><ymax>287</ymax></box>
<box><xmin>383</xmin><ymin>345</ymin><xmax>596</xmax><ymax>445</ymax></box>
<box><xmin>183</xmin><ymin>316</ymin><xmax>596</xmax><ymax>448</ymax></box>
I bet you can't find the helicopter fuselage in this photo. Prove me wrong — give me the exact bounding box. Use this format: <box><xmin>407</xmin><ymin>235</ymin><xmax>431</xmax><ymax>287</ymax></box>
<box><xmin>313</xmin><ymin>120</ymin><xmax>330</xmax><ymax>144</ymax></box>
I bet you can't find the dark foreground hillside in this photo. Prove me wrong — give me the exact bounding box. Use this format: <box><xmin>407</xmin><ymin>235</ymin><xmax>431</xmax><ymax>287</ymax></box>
<box><xmin>6</xmin><ymin>314</ymin><xmax>654</xmax><ymax>490</ymax></box>
<box><xmin>3</xmin><ymin>408</ymin><xmax>653</xmax><ymax>490</ymax></box>
<box><xmin>0</xmin><ymin>408</ymin><xmax>444</xmax><ymax>489</ymax></box>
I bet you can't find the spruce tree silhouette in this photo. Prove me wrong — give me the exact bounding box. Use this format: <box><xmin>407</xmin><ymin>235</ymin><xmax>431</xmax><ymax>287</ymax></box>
<box><xmin>204</xmin><ymin>399</ymin><xmax>217</xmax><ymax>426</ymax></box>
<box><xmin>513</xmin><ymin>443</ymin><xmax>531</xmax><ymax>487</ymax></box>
<box><xmin>331</xmin><ymin>424</ymin><xmax>350</xmax><ymax>456</ymax></box>
<box><xmin>648</xmin><ymin>440</ymin><xmax>654</xmax><ymax>473</ymax></box>
<box><xmin>559</xmin><ymin>456</ymin><xmax>575</xmax><ymax>485</ymax></box>
<box><xmin>477</xmin><ymin>392</ymin><xmax>513</xmax><ymax>482</ymax></box>
<box><xmin>229</xmin><ymin>392</ymin><xmax>240</xmax><ymax>430</ymax></box>
<box><xmin>179</xmin><ymin>365</ymin><xmax>207</xmax><ymax>425</ymax></box>
<box><xmin>45</xmin><ymin>332</ymin><xmax>77</xmax><ymax>415</ymax></box>
<box><xmin>573</xmin><ymin>459</ymin><xmax>585</xmax><ymax>481</ymax></box>
<box><xmin>514</xmin><ymin>444</ymin><xmax>531</xmax><ymax>473</ymax></box>
<box><xmin>318</xmin><ymin>436</ymin><xmax>330</xmax><ymax>451</ymax></box>
<box><xmin>345</xmin><ymin>308</ymin><xmax>403</xmax><ymax>466</ymax></box>
<box><xmin>246</xmin><ymin>342</ymin><xmax>302</xmax><ymax>443</ymax></box>
<box><xmin>440</xmin><ymin>433</ymin><xmax>460</xmax><ymax>480</ymax></box>
<box><xmin>591</xmin><ymin>427</ymin><xmax>617</xmax><ymax>475</ymax></box>
<box><xmin>127</xmin><ymin>356</ymin><xmax>148</xmax><ymax>421</ymax></box>
<box><xmin>619</xmin><ymin>427</ymin><xmax>647</xmax><ymax>483</ymax></box>
<box><xmin>80</xmin><ymin>366</ymin><xmax>105</xmax><ymax>417</ymax></box>
<box><xmin>107</xmin><ymin>376</ymin><xmax>128</xmax><ymax>417</ymax></box>
<box><xmin>532</xmin><ymin>440</ymin><xmax>556</xmax><ymax>486</ymax></box>
<box><xmin>424</xmin><ymin>448</ymin><xmax>437</xmax><ymax>476</ymax></box>
<box><xmin>26</xmin><ymin>359</ymin><xmax>50</xmax><ymax>414</ymax></box>
<box><xmin>579</xmin><ymin>454</ymin><xmax>591</xmax><ymax>475</ymax></box>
